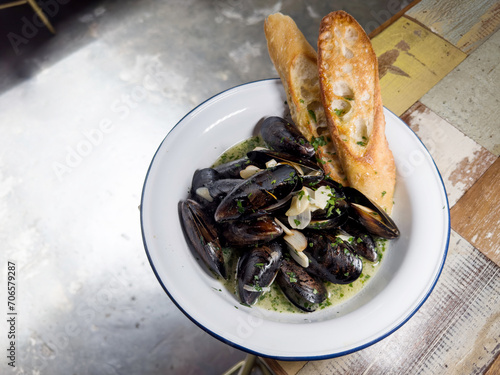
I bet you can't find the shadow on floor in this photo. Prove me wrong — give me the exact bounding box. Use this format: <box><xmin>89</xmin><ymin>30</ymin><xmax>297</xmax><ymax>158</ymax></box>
<box><xmin>0</xmin><ymin>0</ymin><xmax>108</xmax><ymax>94</ymax></box>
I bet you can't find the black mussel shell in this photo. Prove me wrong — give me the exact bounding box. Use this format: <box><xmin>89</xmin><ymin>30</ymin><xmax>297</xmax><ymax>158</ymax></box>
<box><xmin>247</xmin><ymin>150</ymin><xmax>323</xmax><ymax>184</ymax></box>
<box><xmin>306</xmin><ymin>217</ymin><xmax>345</xmax><ymax>230</ymax></box>
<box><xmin>276</xmin><ymin>258</ymin><xmax>327</xmax><ymax>312</ymax></box>
<box><xmin>189</xmin><ymin>168</ymin><xmax>222</xmax><ymax>212</ymax></box>
<box><xmin>213</xmin><ymin>157</ymin><xmax>256</xmax><ymax>179</ymax></box>
<box><xmin>260</xmin><ymin>116</ymin><xmax>315</xmax><ymax>158</ymax></box>
<box><xmin>237</xmin><ymin>242</ymin><xmax>283</xmax><ymax>305</ymax></box>
<box><xmin>205</xmin><ymin>179</ymin><xmax>242</xmax><ymax>201</ymax></box>
<box><xmin>340</xmin><ymin>217</ymin><xmax>378</xmax><ymax>262</ymax></box>
<box><xmin>190</xmin><ymin>168</ymin><xmax>221</xmax><ymax>195</ymax></box>
<box><xmin>221</xmin><ymin>216</ymin><xmax>283</xmax><ymax>247</ymax></box>
<box><xmin>214</xmin><ymin>164</ymin><xmax>300</xmax><ymax>222</ymax></box>
<box><xmin>179</xmin><ymin>199</ymin><xmax>227</xmax><ymax>279</ymax></box>
<box><xmin>304</xmin><ymin>232</ymin><xmax>362</xmax><ymax>284</ymax></box>
<box><xmin>343</xmin><ymin>187</ymin><xmax>400</xmax><ymax>239</ymax></box>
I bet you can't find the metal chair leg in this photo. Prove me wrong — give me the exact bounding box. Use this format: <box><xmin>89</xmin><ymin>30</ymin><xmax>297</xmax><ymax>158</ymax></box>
<box><xmin>222</xmin><ymin>354</ymin><xmax>275</xmax><ymax>375</ymax></box>
<box><xmin>26</xmin><ymin>0</ymin><xmax>55</xmax><ymax>33</ymax></box>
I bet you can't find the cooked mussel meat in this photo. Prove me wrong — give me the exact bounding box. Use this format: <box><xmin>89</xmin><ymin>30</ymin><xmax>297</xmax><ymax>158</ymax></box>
<box><xmin>260</xmin><ymin>116</ymin><xmax>315</xmax><ymax>158</ymax></box>
<box><xmin>221</xmin><ymin>215</ymin><xmax>283</xmax><ymax>247</ymax></box>
<box><xmin>179</xmin><ymin>199</ymin><xmax>227</xmax><ymax>279</ymax></box>
<box><xmin>237</xmin><ymin>241</ymin><xmax>283</xmax><ymax>305</ymax></box>
<box><xmin>276</xmin><ymin>258</ymin><xmax>327</xmax><ymax>312</ymax></box>
<box><xmin>214</xmin><ymin>164</ymin><xmax>300</xmax><ymax>222</ymax></box>
<box><xmin>343</xmin><ymin>187</ymin><xmax>400</xmax><ymax>239</ymax></box>
<box><xmin>304</xmin><ymin>232</ymin><xmax>362</xmax><ymax>284</ymax></box>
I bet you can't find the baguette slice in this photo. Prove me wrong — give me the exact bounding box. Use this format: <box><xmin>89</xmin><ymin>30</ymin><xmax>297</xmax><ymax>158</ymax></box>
<box><xmin>264</xmin><ymin>13</ymin><xmax>346</xmax><ymax>183</ymax></box>
<box><xmin>317</xmin><ymin>11</ymin><xmax>396</xmax><ymax>213</ymax></box>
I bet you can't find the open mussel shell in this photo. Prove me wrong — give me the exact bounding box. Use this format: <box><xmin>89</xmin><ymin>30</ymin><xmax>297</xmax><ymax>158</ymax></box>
<box><xmin>213</xmin><ymin>157</ymin><xmax>256</xmax><ymax>179</ymax></box>
<box><xmin>340</xmin><ymin>217</ymin><xmax>378</xmax><ymax>262</ymax></box>
<box><xmin>276</xmin><ymin>258</ymin><xmax>327</xmax><ymax>312</ymax></box>
<box><xmin>260</xmin><ymin>116</ymin><xmax>315</xmax><ymax>158</ymax></box>
<box><xmin>214</xmin><ymin>164</ymin><xmax>300</xmax><ymax>222</ymax></box>
<box><xmin>237</xmin><ymin>241</ymin><xmax>283</xmax><ymax>306</ymax></box>
<box><xmin>179</xmin><ymin>199</ymin><xmax>227</xmax><ymax>279</ymax></box>
<box><xmin>304</xmin><ymin>232</ymin><xmax>363</xmax><ymax>284</ymax></box>
<box><xmin>220</xmin><ymin>216</ymin><xmax>283</xmax><ymax>247</ymax></box>
<box><xmin>306</xmin><ymin>217</ymin><xmax>346</xmax><ymax>231</ymax></box>
<box><xmin>247</xmin><ymin>150</ymin><xmax>323</xmax><ymax>184</ymax></box>
<box><xmin>343</xmin><ymin>186</ymin><xmax>400</xmax><ymax>239</ymax></box>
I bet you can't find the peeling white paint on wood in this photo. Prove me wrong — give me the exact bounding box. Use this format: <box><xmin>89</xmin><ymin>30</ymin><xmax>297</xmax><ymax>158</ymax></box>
<box><xmin>400</xmin><ymin>102</ymin><xmax>497</xmax><ymax>207</ymax></box>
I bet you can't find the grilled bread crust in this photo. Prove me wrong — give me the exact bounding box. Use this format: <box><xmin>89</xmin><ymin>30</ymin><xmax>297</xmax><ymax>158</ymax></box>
<box><xmin>317</xmin><ymin>11</ymin><xmax>395</xmax><ymax>213</ymax></box>
<box><xmin>264</xmin><ymin>13</ymin><xmax>346</xmax><ymax>183</ymax></box>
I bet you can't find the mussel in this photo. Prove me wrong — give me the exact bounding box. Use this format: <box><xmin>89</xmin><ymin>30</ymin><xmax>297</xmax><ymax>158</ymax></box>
<box><xmin>237</xmin><ymin>241</ymin><xmax>283</xmax><ymax>305</ymax></box>
<box><xmin>189</xmin><ymin>167</ymin><xmax>222</xmax><ymax>212</ymax></box>
<box><xmin>247</xmin><ymin>149</ymin><xmax>323</xmax><ymax>185</ymax></box>
<box><xmin>179</xmin><ymin>199</ymin><xmax>227</xmax><ymax>279</ymax></box>
<box><xmin>304</xmin><ymin>232</ymin><xmax>362</xmax><ymax>284</ymax></box>
<box><xmin>213</xmin><ymin>157</ymin><xmax>256</xmax><ymax>179</ymax></box>
<box><xmin>205</xmin><ymin>179</ymin><xmax>242</xmax><ymax>201</ymax></box>
<box><xmin>214</xmin><ymin>164</ymin><xmax>300</xmax><ymax>222</ymax></box>
<box><xmin>260</xmin><ymin>116</ymin><xmax>315</xmax><ymax>158</ymax></box>
<box><xmin>276</xmin><ymin>258</ymin><xmax>327</xmax><ymax>312</ymax></box>
<box><xmin>340</xmin><ymin>217</ymin><xmax>378</xmax><ymax>262</ymax></box>
<box><xmin>343</xmin><ymin>187</ymin><xmax>400</xmax><ymax>239</ymax></box>
<box><xmin>220</xmin><ymin>216</ymin><xmax>283</xmax><ymax>247</ymax></box>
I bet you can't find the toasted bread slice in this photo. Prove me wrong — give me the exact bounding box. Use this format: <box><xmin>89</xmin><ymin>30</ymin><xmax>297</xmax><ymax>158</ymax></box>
<box><xmin>317</xmin><ymin>11</ymin><xmax>395</xmax><ymax>213</ymax></box>
<box><xmin>264</xmin><ymin>13</ymin><xmax>346</xmax><ymax>183</ymax></box>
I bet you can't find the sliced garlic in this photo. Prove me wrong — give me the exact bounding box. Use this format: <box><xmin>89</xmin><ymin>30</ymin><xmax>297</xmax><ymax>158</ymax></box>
<box><xmin>288</xmin><ymin>245</ymin><xmax>309</xmax><ymax>268</ymax></box>
<box><xmin>283</xmin><ymin>229</ymin><xmax>307</xmax><ymax>252</ymax></box>
<box><xmin>265</xmin><ymin>159</ymin><xmax>278</xmax><ymax>168</ymax></box>
<box><xmin>288</xmin><ymin>208</ymin><xmax>311</xmax><ymax>230</ymax></box>
<box><xmin>274</xmin><ymin>218</ymin><xmax>293</xmax><ymax>236</ymax></box>
<box><xmin>240</xmin><ymin>165</ymin><xmax>261</xmax><ymax>179</ymax></box>
<box><xmin>310</xmin><ymin>185</ymin><xmax>332</xmax><ymax>210</ymax></box>
<box><xmin>195</xmin><ymin>187</ymin><xmax>213</xmax><ymax>202</ymax></box>
<box><xmin>285</xmin><ymin>187</ymin><xmax>311</xmax><ymax>216</ymax></box>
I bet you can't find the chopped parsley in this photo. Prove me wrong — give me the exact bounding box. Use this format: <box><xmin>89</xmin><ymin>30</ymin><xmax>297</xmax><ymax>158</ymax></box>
<box><xmin>310</xmin><ymin>136</ymin><xmax>328</xmax><ymax>151</ymax></box>
<box><xmin>236</xmin><ymin>200</ymin><xmax>245</xmax><ymax>214</ymax></box>
<box><xmin>297</xmin><ymin>190</ymin><xmax>305</xmax><ymax>200</ymax></box>
<box><xmin>286</xmin><ymin>272</ymin><xmax>297</xmax><ymax>283</ymax></box>
<box><xmin>334</xmin><ymin>108</ymin><xmax>344</xmax><ymax>117</ymax></box>
<box><xmin>308</xmin><ymin>109</ymin><xmax>317</xmax><ymax>122</ymax></box>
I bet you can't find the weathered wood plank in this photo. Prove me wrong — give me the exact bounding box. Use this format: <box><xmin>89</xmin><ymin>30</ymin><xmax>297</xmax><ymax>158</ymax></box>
<box><xmin>451</xmin><ymin>158</ymin><xmax>500</xmax><ymax>266</ymax></box>
<box><xmin>262</xmin><ymin>359</ymin><xmax>306</xmax><ymax>375</ymax></box>
<box><xmin>406</xmin><ymin>0</ymin><xmax>500</xmax><ymax>53</ymax></box>
<box><xmin>420</xmin><ymin>29</ymin><xmax>500</xmax><ymax>156</ymax></box>
<box><xmin>273</xmin><ymin>231</ymin><xmax>500</xmax><ymax>374</ymax></box>
<box><xmin>486</xmin><ymin>353</ymin><xmax>500</xmax><ymax>375</ymax></box>
<box><xmin>400</xmin><ymin>102</ymin><xmax>497</xmax><ymax>207</ymax></box>
<box><xmin>371</xmin><ymin>16</ymin><xmax>466</xmax><ymax>116</ymax></box>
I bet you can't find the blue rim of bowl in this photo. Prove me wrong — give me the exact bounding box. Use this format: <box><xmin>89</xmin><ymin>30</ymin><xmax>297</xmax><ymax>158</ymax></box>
<box><xmin>140</xmin><ymin>78</ymin><xmax>451</xmax><ymax>361</ymax></box>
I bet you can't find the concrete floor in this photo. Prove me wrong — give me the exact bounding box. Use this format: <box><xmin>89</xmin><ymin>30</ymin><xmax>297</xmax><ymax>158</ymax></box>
<box><xmin>0</xmin><ymin>1</ymin><xmax>401</xmax><ymax>374</ymax></box>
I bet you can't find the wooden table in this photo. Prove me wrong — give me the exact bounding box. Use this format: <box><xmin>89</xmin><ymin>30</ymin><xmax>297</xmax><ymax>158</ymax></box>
<box><xmin>264</xmin><ymin>1</ymin><xmax>500</xmax><ymax>374</ymax></box>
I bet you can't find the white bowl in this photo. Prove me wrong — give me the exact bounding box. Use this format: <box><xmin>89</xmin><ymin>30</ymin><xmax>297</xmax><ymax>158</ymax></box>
<box><xmin>140</xmin><ymin>79</ymin><xmax>450</xmax><ymax>360</ymax></box>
